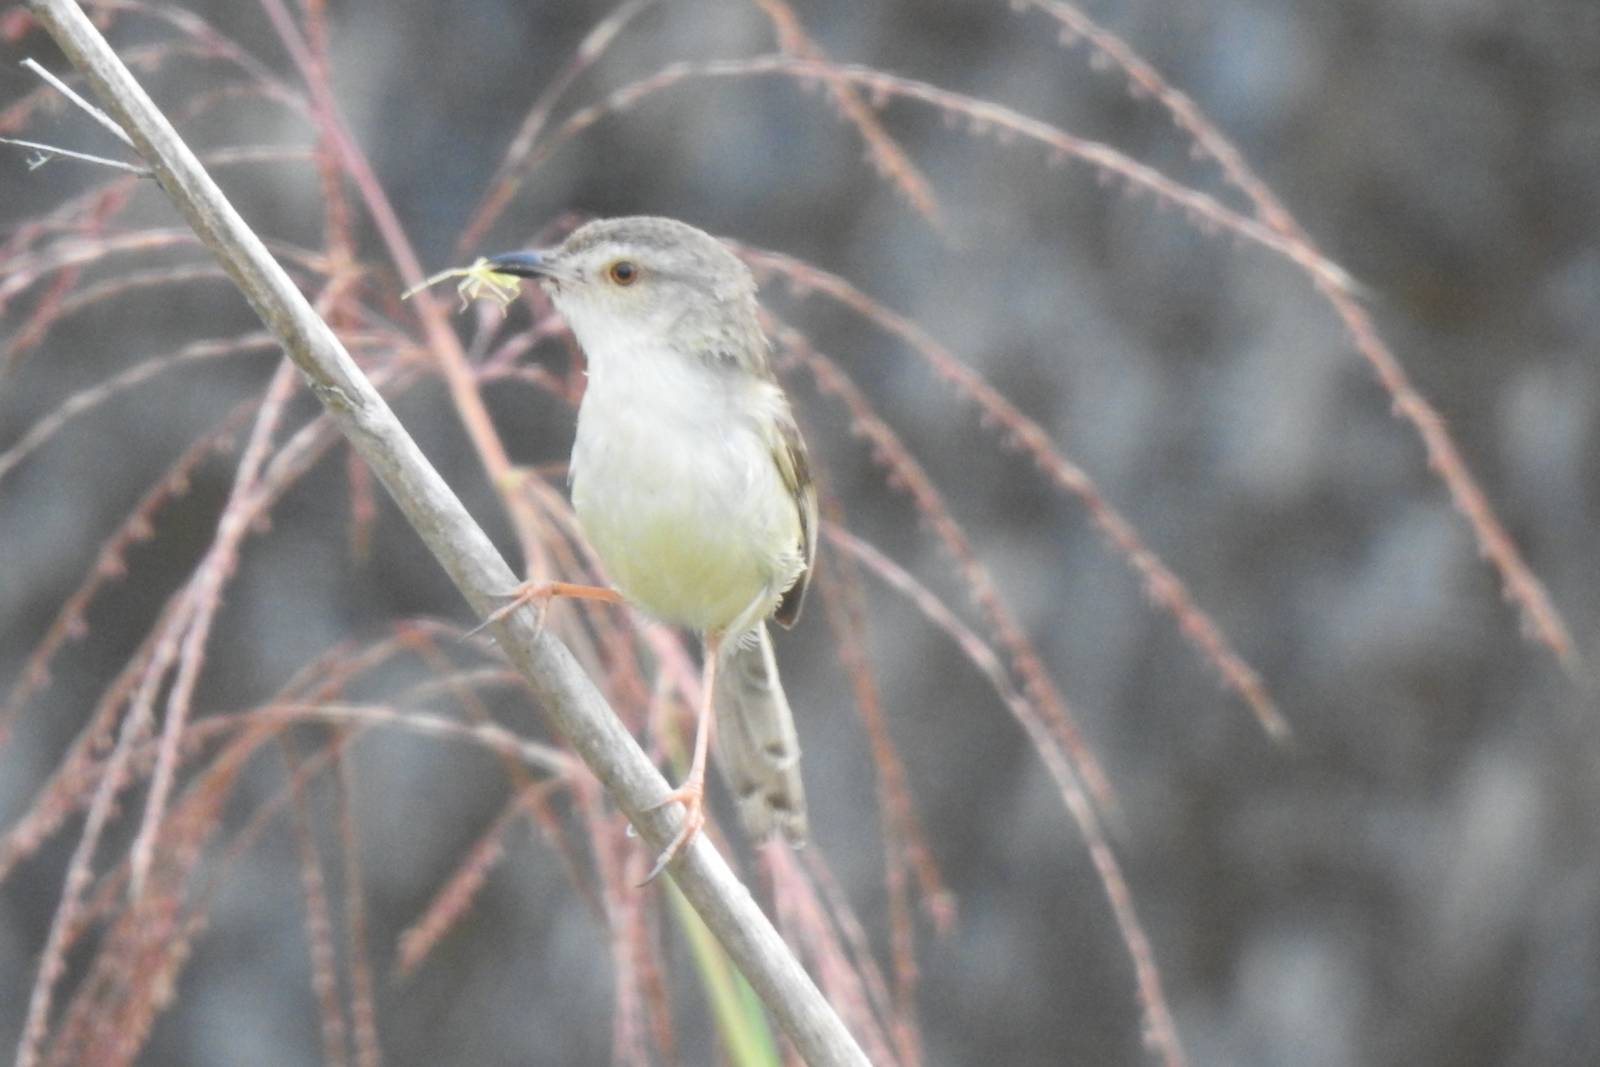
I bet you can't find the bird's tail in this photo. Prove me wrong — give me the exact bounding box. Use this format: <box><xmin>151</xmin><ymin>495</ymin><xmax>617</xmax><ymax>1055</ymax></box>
<box><xmin>713</xmin><ymin>622</ymin><xmax>807</xmax><ymax>845</ymax></box>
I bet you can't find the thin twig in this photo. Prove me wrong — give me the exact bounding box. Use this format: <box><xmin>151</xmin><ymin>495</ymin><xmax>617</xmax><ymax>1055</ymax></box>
<box><xmin>455</xmin><ymin>0</ymin><xmax>657</xmax><ymax>255</ymax></box>
<box><xmin>22</xmin><ymin>56</ymin><xmax>135</xmax><ymax>146</ymax></box>
<box><xmin>12</xmin><ymin>615</ymin><xmax>170</xmax><ymax>1067</ymax></box>
<box><xmin>747</xmin><ymin>246</ymin><xmax>1287</xmax><ymax>739</ymax></box>
<box><xmin>826</xmin><ymin>526</ymin><xmax>1188</xmax><ymax>1067</ymax></box>
<box><xmin>772</xmin><ymin>321</ymin><xmax>1122</xmax><ymax>821</ymax></box>
<box><xmin>128</xmin><ymin>358</ymin><xmax>300</xmax><ymax>899</ymax></box>
<box><xmin>281</xmin><ymin>737</ymin><xmax>352</xmax><ymax>1067</ymax></box>
<box><xmin>255</xmin><ymin>0</ymin><xmax>556</xmax><ymax>588</ymax></box>
<box><xmin>0</xmin><ymin>332</ymin><xmax>276</xmax><ymax>486</ymax></box>
<box><xmin>528</xmin><ymin>53</ymin><xmax>1359</xmax><ymax>295</ymax></box>
<box><xmin>0</xmin><ymin>135</ymin><xmax>148</xmax><ymax>173</ymax></box>
<box><xmin>1018</xmin><ymin>0</ymin><xmax>1574</xmax><ymax>667</ymax></box>
<box><xmin>393</xmin><ymin>781</ymin><xmax>557</xmax><ymax>978</ymax></box>
<box><xmin>749</xmin><ymin>0</ymin><xmax>944</xmax><ymax>231</ymax></box>
<box><xmin>813</xmin><ymin>527</ymin><xmax>938</xmax><ymax>1067</ymax></box>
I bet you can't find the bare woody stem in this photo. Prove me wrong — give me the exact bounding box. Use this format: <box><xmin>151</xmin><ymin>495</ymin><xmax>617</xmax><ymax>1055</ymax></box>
<box><xmin>23</xmin><ymin>2</ymin><xmax>870</xmax><ymax>1064</ymax></box>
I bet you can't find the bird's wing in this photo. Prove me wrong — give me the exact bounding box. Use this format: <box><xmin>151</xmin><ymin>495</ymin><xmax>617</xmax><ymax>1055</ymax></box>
<box><xmin>770</xmin><ymin>408</ymin><xmax>816</xmax><ymax>629</ymax></box>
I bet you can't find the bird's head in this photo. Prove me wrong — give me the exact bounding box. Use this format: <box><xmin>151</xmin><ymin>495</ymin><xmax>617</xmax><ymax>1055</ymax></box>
<box><xmin>487</xmin><ymin>216</ymin><xmax>763</xmax><ymax>366</ymax></box>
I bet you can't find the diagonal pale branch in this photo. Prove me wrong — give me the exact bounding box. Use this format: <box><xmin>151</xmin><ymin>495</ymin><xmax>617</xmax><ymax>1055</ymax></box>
<box><xmin>22</xmin><ymin>3</ymin><xmax>869</xmax><ymax>1065</ymax></box>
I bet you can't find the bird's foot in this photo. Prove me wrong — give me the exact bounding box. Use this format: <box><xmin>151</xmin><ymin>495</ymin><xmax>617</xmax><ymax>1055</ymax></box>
<box><xmin>466</xmin><ymin>580</ymin><xmax>622</xmax><ymax>639</ymax></box>
<box><xmin>638</xmin><ymin>778</ymin><xmax>706</xmax><ymax>885</ymax></box>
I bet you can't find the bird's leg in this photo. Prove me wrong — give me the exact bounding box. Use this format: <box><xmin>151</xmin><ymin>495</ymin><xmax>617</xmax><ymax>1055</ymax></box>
<box><xmin>466</xmin><ymin>580</ymin><xmax>624</xmax><ymax>638</ymax></box>
<box><xmin>640</xmin><ymin>630</ymin><xmax>720</xmax><ymax>884</ymax></box>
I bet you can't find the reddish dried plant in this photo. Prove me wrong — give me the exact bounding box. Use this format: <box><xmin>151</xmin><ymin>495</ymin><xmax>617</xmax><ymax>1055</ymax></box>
<box><xmin>0</xmin><ymin>3</ymin><xmax>1574</xmax><ymax>1066</ymax></box>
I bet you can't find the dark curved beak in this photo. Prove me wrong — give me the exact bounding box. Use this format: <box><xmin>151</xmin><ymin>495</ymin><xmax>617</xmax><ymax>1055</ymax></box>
<box><xmin>485</xmin><ymin>250</ymin><xmax>563</xmax><ymax>280</ymax></box>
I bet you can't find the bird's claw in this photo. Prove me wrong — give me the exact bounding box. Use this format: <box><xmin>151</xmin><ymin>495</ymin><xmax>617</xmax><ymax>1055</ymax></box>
<box><xmin>464</xmin><ymin>581</ymin><xmax>552</xmax><ymax>640</ymax></box>
<box><xmin>638</xmin><ymin>781</ymin><xmax>706</xmax><ymax>885</ymax></box>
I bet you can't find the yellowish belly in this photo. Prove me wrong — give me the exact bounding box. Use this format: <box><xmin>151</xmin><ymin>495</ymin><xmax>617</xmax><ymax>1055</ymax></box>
<box><xmin>571</xmin><ymin>392</ymin><xmax>801</xmax><ymax>635</ymax></box>
<box><xmin>581</xmin><ymin>502</ymin><xmax>775</xmax><ymax>631</ymax></box>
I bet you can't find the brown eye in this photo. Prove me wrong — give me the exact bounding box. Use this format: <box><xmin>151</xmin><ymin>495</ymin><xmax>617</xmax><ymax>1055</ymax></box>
<box><xmin>607</xmin><ymin>260</ymin><xmax>639</xmax><ymax>286</ymax></box>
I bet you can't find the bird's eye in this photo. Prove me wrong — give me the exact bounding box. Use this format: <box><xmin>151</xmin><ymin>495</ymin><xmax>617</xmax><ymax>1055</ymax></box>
<box><xmin>607</xmin><ymin>260</ymin><xmax>639</xmax><ymax>286</ymax></box>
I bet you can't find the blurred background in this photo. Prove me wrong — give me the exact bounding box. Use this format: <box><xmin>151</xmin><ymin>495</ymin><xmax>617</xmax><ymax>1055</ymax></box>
<box><xmin>2</xmin><ymin>1</ymin><xmax>1598</xmax><ymax>1064</ymax></box>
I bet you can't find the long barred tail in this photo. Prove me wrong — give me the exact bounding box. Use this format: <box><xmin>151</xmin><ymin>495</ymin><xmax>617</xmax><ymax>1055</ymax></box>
<box><xmin>713</xmin><ymin>622</ymin><xmax>807</xmax><ymax>845</ymax></box>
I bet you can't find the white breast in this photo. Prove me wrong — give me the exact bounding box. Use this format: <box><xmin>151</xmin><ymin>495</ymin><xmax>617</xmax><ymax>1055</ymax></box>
<box><xmin>569</xmin><ymin>339</ymin><xmax>803</xmax><ymax>636</ymax></box>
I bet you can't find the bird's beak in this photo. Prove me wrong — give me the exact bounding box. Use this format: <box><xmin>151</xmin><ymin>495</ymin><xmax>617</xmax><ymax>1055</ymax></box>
<box><xmin>485</xmin><ymin>250</ymin><xmax>565</xmax><ymax>280</ymax></box>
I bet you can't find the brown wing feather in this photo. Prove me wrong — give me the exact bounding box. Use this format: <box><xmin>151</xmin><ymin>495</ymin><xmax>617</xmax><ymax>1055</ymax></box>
<box><xmin>771</xmin><ymin>411</ymin><xmax>817</xmax><ymax>629</ymax></box>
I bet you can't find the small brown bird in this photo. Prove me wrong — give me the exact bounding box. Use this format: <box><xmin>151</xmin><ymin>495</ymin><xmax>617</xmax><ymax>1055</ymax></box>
<box><xmin>487</xmin><ymin>217</ymin><xmax>816</xmax><ymax>880</ymax></box>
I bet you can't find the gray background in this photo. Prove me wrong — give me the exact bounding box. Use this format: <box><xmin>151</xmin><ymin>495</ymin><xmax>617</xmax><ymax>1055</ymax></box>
<box><xmin>2</xmin><ymin>1</ymin><xmax>1598</xmax><ymax>1064</ymax></box>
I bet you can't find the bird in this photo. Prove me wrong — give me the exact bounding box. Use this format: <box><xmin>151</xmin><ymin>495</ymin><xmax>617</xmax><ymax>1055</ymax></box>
<box><xmin>484</xmin><ymin>216</ymin><xmax>816</xmax><ymax>882</ymax></box>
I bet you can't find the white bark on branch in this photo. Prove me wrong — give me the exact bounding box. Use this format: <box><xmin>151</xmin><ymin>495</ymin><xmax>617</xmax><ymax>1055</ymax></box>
<box><xmin>23</xmin><ymin>2</ymin><xmax>870</xmax><ymax>1064</ymax></box>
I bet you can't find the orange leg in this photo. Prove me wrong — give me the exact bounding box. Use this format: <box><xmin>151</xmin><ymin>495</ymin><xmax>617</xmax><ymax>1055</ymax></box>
<box><xmin>466</xmin><ymin>580</ymin><xmax>624</xmax><ymax>638</ymax></box>
<box><xmin>639</xmin><ymin>631</ymin><xmax>721</xmax><ymax>885</ymax></box>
